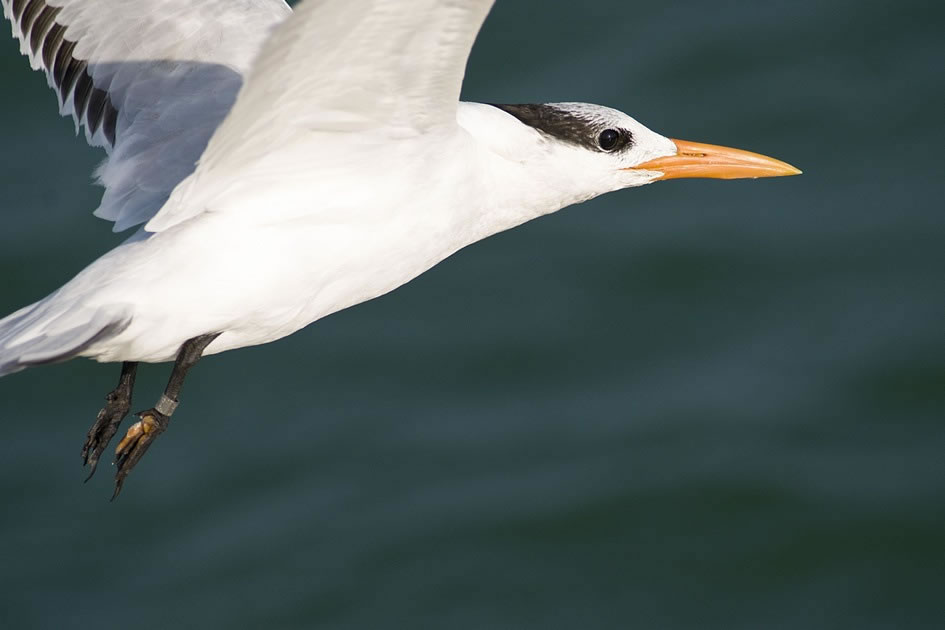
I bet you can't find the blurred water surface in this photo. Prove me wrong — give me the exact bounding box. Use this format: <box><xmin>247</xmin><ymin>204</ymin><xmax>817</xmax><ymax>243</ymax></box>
<box><xmin>0</xmin><ymin>1</ymin><xmax>943</xmax><ymax>628</ymax></box>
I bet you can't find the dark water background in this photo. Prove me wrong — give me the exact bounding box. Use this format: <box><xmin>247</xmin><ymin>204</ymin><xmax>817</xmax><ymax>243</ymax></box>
<box><xmin>1</xmin><ymin>1</ymin><xmax>943</xmax><ymax>628</ymax></box>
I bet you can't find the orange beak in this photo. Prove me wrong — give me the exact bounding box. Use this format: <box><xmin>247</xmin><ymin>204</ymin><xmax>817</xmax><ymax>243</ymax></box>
<box><xmin>630</xmin><ymin>139</ymin><xmax>801</xmax><ymax>180</ymax></box>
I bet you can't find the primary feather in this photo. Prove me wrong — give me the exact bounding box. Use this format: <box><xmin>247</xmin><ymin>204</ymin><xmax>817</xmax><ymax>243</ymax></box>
<box><xmin>0</xmin><ymin>0</ymin><xmax>290</xmax><ymax>231</ymax></box>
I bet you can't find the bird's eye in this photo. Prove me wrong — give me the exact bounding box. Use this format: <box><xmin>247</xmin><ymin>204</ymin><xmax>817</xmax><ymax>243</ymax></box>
<box><xmin>598</xmin><ymin>129</ymin><xmax>621</xmax><ymax>151</ymax></box>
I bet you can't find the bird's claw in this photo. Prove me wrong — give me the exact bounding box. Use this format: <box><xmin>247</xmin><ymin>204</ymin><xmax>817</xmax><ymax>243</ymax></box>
<box><xmin>81</xmin><ymin>390</ymin><xmax>132</xmax><ymax>481</ymax></box>
<box><xmin>112</xmin><ymin>409</ymin><xmax>168</xmax><ymax>500</ymax></box>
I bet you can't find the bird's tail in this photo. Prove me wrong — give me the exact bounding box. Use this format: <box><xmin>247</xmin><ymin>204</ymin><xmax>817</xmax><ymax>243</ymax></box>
<box><xmin>0</xmin><ymin>296</ymin><xmax>131</xmax><ymax>377</ymax></box>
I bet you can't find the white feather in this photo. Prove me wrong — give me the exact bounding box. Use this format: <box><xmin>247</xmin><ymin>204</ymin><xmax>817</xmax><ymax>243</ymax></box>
<box><xmin>147</xmin><ymin>0</ymin><xmax>495</xmax><ymax>232</ymax></box>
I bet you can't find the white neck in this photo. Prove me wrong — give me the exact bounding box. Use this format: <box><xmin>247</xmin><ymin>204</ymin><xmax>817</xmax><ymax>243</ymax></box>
<box><xmin>455</xmin><ymin>102</ymin><xmax>617</xmax><ymax>243</ymax></box>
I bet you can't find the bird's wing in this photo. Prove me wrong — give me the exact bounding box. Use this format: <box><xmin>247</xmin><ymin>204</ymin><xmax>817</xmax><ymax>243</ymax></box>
<box><xmin>145</xmin><ymin>0</ymin><xmax>495</xmax><ymax>233</ymax></box>
<box><xmin>1</xmin><ymin>0</ymin><xmax>291</xmax><ymax>231</ymax></box>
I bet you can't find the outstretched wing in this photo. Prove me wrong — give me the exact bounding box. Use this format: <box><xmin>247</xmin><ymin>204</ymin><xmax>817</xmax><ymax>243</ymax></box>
<box><xmin>1</xmin><ymin>0</ymin><xmax>291</xmax><ymax>231</ymax></box>
<box><xmin>146</xmin><ymin>0</ymin><xmax>495</xmax><ymax>232</ymax></box>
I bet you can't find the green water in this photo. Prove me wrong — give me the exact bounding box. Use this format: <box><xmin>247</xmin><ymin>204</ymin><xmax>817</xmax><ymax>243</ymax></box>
<box><xmin>1</xmin><ymin>1</ymin><xmax>943</xmax><ymax>628</ymax></box>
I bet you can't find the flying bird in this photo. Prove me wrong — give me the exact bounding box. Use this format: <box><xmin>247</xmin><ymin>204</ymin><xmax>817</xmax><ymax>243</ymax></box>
<box><xmin>0</xmin><ymin>0</ymin><xmax>800</xmax><ymax>498</ymax></box>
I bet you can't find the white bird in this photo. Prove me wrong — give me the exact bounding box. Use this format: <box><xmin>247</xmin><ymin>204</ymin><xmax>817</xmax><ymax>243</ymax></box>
<box><xmin>0</xmin><ymin>0</ymin><xmax>799</xmax><ymax>497</ymax></box>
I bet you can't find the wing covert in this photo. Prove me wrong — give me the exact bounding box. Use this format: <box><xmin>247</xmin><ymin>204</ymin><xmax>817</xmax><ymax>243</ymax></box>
<box><xmin>194</xmin><ymin>0</ymin><xmax>496</xmax><ymax>177</ymax></box>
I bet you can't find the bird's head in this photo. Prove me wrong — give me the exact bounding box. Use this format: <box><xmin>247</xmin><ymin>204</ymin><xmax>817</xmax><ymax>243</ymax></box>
<box><xmin>487</xmin><ymin>102</ymin><xmax>800</xmax><ymax>199</ymax></box>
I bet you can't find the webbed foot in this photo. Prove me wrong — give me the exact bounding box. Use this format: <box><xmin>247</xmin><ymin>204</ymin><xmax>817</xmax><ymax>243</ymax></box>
<box><xmin>112</xmin><ymin>409</ymin><xmax>169</xmax><ymax>500</ymax></box>
<box><xmin>81</xmin><ymin>366</ymin><xmax>136</xmax><ymax>480</ymax></box>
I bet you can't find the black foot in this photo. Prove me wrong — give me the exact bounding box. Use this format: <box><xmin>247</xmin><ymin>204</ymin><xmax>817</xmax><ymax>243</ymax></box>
<box><xmin>112</xmin><ymin>409</ymin><xmax>169</xmax><ymax>500</ymax></box>
<box><xmin>81</xmin><ymin>389</ymin><xmax>133</xmax><ymax>481</ymax></box>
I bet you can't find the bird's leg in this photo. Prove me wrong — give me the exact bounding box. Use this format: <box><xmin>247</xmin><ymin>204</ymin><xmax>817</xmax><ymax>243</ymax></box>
<box><xmin>81</xmin><ymin>361</ymin><xmax>138</xmax><ymax>480</ymax></box>
<box><xmin>112</xmin><ymin>332</ymin><xmax>220</xmax><ymax>499</ymax></box>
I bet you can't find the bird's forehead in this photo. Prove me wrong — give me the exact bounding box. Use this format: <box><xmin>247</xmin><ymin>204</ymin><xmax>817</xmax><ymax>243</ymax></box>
<box><xmin>490</xmin><ymin>103</ymin><xmax>628</xmax><ymax>150</ymax></box>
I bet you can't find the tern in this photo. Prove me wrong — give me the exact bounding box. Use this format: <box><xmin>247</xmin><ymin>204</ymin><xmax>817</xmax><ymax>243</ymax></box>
<box><xmin>0</xmin><ymin>0</ymin><xmax>800</xmax><ymax>497</ymax></box>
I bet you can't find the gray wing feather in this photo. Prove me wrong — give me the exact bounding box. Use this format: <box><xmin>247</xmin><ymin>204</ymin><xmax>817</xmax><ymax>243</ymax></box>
<box><xmin>0</xmin><ymin>299</ymin><xmax>131</xmax><ymax>376</ymax></box>
<box><xmin>1</xmin><ymin>0</ymin><xmax>291</xmax><ymax>231</ymax></box>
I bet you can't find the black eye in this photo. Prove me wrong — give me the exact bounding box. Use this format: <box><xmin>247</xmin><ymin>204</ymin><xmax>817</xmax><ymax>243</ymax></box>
<box><xmin>598</xmin><ymin>129</ymin><xmax>620</xmax><ymax>151</ymax></box>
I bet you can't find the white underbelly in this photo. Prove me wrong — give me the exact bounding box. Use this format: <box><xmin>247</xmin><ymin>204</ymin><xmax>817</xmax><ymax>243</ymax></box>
<box><xmin>82</xmin><ymin>199</ymin><xmax>473</xmax><ymax>363</ymax></box>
